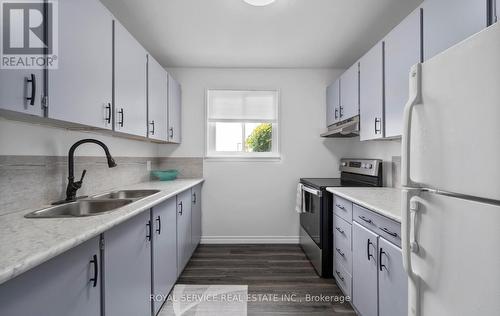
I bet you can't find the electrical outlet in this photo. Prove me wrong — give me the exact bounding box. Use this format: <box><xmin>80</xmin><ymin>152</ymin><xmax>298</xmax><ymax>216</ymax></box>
<box><xmin>146</xmin><ymin>160</ymin><xmax>152</xmax><ymax>171</ymax></box>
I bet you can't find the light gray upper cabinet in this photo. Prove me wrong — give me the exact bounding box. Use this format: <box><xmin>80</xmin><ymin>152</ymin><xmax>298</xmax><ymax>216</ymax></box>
<box><xmin>48</xmin><ymin>0</ymin><xmax>113</xmax><ymax>129</ymax></box>
<box><xmin>167</xmin><ymin>74</ymin><xmax>182</xmax><ymax>143</ymax></box>
<box><xmin>423</xmin><ymin>0</ymin><xmax>488</xmax><ymax>61</ymax></box>
<box><xmin>384</xmin><ymin>7</ymin><xmax>422</xmax><ymax>138</ymax></box>
<box><xmin>0</xmin><ymin>69</ymin><xmax>45</xmax><ymax>117</ymax></box>
<box><xmin>339</xmin><ymin>63</ymin><xmax>359</xmax><ymax>121</ymax></box>
<box><xmin>326</xmin><ymin>79</ymin><xmax>340</xmax><ymax>126</ymax></box>
<box><xmin>378</xmin><ymin>237</ymin><xmax>408</xmax><ymax>316</ymax></box>
<box><xmin>177</xmin><ymin>189</ymin><xmax>192</xmax><ymax>274</ymax></box>
<box><xmin>114</xmin><ymin>20</ymin><xmax>147</xmax><ymax>137</ymax></box>
<box><xmin>191</xmin><ymin>184</ymin><xmax>202</xmax><ymax>253</ymax></box>
<box><xmin>352</xmin><ymin>221</ymin><xmax>378</xmax><ymax>316</ymax></box>
<box><xmin>359</xmin><ymin>42</ymin><xmax>384</xmax><ymax>141</ymax></box>
<box><xmin>0</xmin><ymin>236</ymin><xmax>100</xmax><ymax>316</ymax></box>
<box><xmin>104</xmin><ymin>211</ymin><xmax>151</xmax><ymax>316</ymax></box>
<box><xmin>147</xmin><ymin>55</ymin><xmax>168</xmax><ymax>141</ymax></box>
<box><xmin>152</xmin><ymin>198</ymin><xmax>178</xmax><ymax>315</ymax></box>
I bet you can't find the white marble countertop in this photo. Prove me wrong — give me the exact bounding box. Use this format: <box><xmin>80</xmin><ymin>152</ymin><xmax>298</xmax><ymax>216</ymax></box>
<box><xmin>0</xmin><ymin>178</ymin><xmax>204</xmax><ymax>285</ymax></box>
<box><xmin>326</xmin><ymin>187</ymin><xmax>402</xmax><ymax>222</ymax></box>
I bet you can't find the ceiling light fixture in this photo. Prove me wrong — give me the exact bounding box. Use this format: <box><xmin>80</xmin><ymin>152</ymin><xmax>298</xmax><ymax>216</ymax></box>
<box><xmin>243</xmin><ymin>0</ymin><xmax>276</xmax><ymax>7</ymax></box>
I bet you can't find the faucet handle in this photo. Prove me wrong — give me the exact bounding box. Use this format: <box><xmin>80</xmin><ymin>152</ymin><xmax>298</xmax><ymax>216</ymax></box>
<box><xmin>79</xmin><ymin>169</ymin><xmax>87</xmax><ymax>183</ymax></box>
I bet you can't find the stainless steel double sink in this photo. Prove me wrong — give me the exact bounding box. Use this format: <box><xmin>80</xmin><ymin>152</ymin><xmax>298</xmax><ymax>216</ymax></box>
<box><xmin>25</xmin><ymin>190</ymin><xmax>161</xmax><ymax>218</ymax></box>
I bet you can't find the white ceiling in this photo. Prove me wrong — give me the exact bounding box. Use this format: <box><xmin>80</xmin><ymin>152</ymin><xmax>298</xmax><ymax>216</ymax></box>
<box><xmin>100</xmin><ymin>0</ymin><xmax>423</xmax><ymax>68</ymax></box>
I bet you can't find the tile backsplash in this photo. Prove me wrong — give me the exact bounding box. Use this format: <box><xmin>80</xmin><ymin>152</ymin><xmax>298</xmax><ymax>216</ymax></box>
<box><xmin>0</xmin><ymin>156</ymin><xmax>203</xmax><ymax>216</ymax></box>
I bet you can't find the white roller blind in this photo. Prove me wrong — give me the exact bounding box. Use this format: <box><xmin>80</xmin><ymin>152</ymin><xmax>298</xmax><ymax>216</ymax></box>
<box><xmin>207</xmin><ymin>90</ymin><xmax>278</xmax><ymax>122</ymax></box>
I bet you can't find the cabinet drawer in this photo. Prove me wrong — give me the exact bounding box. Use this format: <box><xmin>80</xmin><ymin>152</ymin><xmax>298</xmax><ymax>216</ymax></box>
<box><xmin>333</xmin><ymin>195</ymin><xmax>353</xmax><ymax>222</ymax></box>
<box><xmin>333</xmin><ymin>215</ymin><xmax>352</xmax><ymax>274</ymax></box>
<box><xmin>353</xmin><ymin>204</ymin><xmax>401</xmax><ymax>247</ymax></box>
<box><xmin>334</xmin><ymin>255</ymin><xmax>352</xmax><ymax>298</ymax></box>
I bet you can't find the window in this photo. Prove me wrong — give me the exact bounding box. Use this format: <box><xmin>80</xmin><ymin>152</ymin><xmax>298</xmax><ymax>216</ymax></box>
<box><xmin>206</xmin><ymin>89</ymin><xmax>280</xmax><ymax>158</ymax></box>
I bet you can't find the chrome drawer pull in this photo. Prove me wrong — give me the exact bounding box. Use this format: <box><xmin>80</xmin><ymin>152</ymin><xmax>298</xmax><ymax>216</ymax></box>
<box><xmin>335</xmin><ymin>227</ymin><xmax>345</xmax><ymax>234</ymax></box>
<box><xmin>381</xmin><ymin>227</ymin><xmax>398</xmax><ymax>237</ymax></box>
<box><xmin>335</xmin><ymin>270</ymin><xmax>345</xmax><ymax>282</ymax></box>
<box><xmin>336</xmin><ymin>248</ymin><xmax>345</xmax><ymax>257</ymax></box>
<box><xmin>359</xmin><ymin>215</ymin><xmax>373</xmax><ymax>224</ymax></box>
<box><xmin>336</xmin><ymin>204</ymin><xmax>346</xmax><ymax>210</ymax></box>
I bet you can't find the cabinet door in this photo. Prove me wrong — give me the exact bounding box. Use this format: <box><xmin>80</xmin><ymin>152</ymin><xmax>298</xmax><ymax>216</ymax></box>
<box><xmin>359</xmin><ymin>42</ymin><xmax>384</xmax><ymax>141</ymax></box>
<box><xmin>114</xmin><ymin>20</ymin><xmax>147</xmax><ymax>137</ymax></box>
<box><xmin>352</xmin><ymin>221</ymin><xmax>378</xmax><ymax>316</ymax></box>
<box><xmin>0</xmin><ymin>236</ymin><xmax>100</xmax><ymax>316</ymax></box>
<box><xmin>147</xmin><ymin>55</ymin><xmax>168</xmax><ymax>141</ymax></box>
<box><xmin>384</xmin><ymin>7</ymin><xmax>421</xmax><ymax>138</ymax></box>
<box><xmin>378</xmin><ymin>237</ymin><xmax>408</xmax><ymax>316</ymax></box>
<box><xmin>326</xmin><ymin>79</ymin><xmax>340</xmax><ymax>126</ymax></box>
<box><xmin>176</xmin><ymin>190</ymin><xmax>192</xmax><ymax>274</ymax></box>
<box><xmin>152</xmin><ymin>198</ymin><xmax>178</xmax><ymax>315</ymax></box>
<box><xmin>0</xmin><ymin>69</ymin><xmax>44</xmax><ymax>117</ymax></box>
<box><xmin>167</xmin><ymin>73</ymin><xmax>181</xmax><ymax>143</ymax></box>
<box><xmin>191</xmin><ymin>184</ymin><xmax>202</xmax><ymax>253</ymax></box>
<box><xmin>423</xmin><ymin>0</ymin><xmax>487</xmax><ymax>60</ymax></box>
<box><xmin>339</xmin><ymin>63</ymin><xmax>359</xmax><ymax>120</ymax></box>
<box><xmin>104</xmin><ymin>211</ymin><xmax>151</xmax><ymax>316</ymax></box>
<box><xmin>48</xmin><ymin>0</ymin><xmax>113</xmax><ymax>129</ymax></box>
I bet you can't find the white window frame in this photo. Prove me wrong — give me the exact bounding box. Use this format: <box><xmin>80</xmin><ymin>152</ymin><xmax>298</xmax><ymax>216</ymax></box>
<box><xmin>205</xmin><ymin>89</ymin><xmax>281</xmax><ymax>160</ymax></box>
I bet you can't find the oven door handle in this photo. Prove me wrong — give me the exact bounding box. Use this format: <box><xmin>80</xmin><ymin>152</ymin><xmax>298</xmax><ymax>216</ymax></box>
<box><xmin>302</xmin><ymin>186</ymin><xmax>322</xmax><ymax>197</ymax></box>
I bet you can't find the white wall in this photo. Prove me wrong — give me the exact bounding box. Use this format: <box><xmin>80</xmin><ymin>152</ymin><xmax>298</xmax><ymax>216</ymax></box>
<box><xmin>0</xmin><ymin>118</ymin><xmax>160</xmax><ymax>157</ymax></box>
<box><xmin>160</xmin><ymin>68</ymin><xmax>401</xmax><ymax>243</ymax></box>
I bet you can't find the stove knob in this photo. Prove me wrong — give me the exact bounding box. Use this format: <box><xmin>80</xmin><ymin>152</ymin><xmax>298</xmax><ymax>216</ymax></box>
<box><xmin>367</xmin><ymin>164</ymin><xmax>373</xmax><ymax>169</ymax></box>
<box><xmin>341</xmin><ymin>162</ymin><xmax>347</xmax><ymax>167</ymax></box>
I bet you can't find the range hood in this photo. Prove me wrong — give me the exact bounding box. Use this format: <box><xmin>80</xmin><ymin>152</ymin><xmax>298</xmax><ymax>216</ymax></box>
<box><xmin>320</xmin><ymin>115</ymin><xmax>360</xmax><ymax>138</ymax></box>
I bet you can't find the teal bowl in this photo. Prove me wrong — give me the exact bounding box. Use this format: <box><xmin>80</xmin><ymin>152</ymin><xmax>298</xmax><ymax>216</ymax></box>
<box><xmin>151</xmin><ymin>170</ymin><xmax>178</xmax><ymax>181</ymax></box>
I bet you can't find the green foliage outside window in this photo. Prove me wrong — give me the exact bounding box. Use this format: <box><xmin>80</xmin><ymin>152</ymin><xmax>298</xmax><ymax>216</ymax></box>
<box><xmin>246</xmin><ymin>123</ymin><xmax>272</xmax><ymax>152</ymax></box>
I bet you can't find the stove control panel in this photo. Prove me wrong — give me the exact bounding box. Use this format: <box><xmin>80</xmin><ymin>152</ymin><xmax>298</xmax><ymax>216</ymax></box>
<box><xmin>339</xmin><ymin>159</ymin><xmax>382</xmax><ymax>177</ymax></box>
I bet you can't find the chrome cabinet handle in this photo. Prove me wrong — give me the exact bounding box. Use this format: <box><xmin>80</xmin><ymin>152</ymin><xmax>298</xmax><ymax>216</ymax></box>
<box><xmin>335</xmin><ymin>270</ymin><xmax>345</xmax><ymax>282</ymax></box>
<box><xmin>334</xmin><ymin>108</ymin><xmax>339</xmax><ymax>119</ymax></box>
<box><xmin>146</xmin><ymin>221</ymin><xmax>152</xmax><ymax>241</ymax></box>
<box><xmin>381</xmin><ymin>227</ymin><xmax>398</xmax><ymax>238</ymax></box>
<box><xmin>336</xmin><ymin>204</ymin><xmax>346</xmax><ymax>210</ymax></box>
<box><xmin>359</xmin><ymin>215</ymin><xmax>373</xmax><ymax>224</ymax></box>
<box><xmin>335</xmin><ymin>227</ymin><xmax>345</xmax><ymax>234</ymax></box>
<box><xmin>178</xmin><ymin>201</ymin><xmax>183</xmax><ymax>215</ymax></box>
<box><xmin>367</xmin><ymin>239</ymin><xmax>375</xmax><ymax>261</ymax></box>
<box><xmin>169</xmin><ymin>127</ymin><xmax>174</xmax><ymax>138</ymax></box>
<box><xmin>379</xmin><ymin>248</ymin><xmax>388</xmax><ymax>272</ymax></box>
<box><xmin>155</xmin><ymin>216</ymin><xmax>161</xmax><ymax>234</ymax></box>
<box><xmin>336</xmin><ymin>248</ymin><xmax>345</xmax><ymax>257</ymax></box>
<box><xmin>339</xmin><ymin>106</ymin><xmax>344</xmax><ymax>118</ymax></box>
<box><xmin>192</xmin><ymin>192</ymin><xmax>197</xmax><ymax>204</ymax></box>
<box><xmin>375</xmin><ymin>117</ymin><xmax>382</xmax><ymax>134</ymax></box>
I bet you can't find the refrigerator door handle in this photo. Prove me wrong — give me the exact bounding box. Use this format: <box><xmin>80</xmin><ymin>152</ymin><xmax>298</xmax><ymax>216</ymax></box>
<box><xmin>402</xmin><ymin>188</ymin><xmax>421</xmax><ymax>316</ymax></box>
<box><xmin>402</xmin><ymin>63</ymin><xmax>422</xmax><ymax>188</ymax></box>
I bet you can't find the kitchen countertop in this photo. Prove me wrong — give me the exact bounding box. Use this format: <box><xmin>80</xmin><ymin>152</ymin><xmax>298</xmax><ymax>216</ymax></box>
<box><xmin>326</xmin><ymin>187</ymin><xmax>402</xmax><ymax>222</ymax></box>
<box><xmin>0</xmin><ymin>178</ymin><xmax>204</xmax><ymax>286</ymax></box>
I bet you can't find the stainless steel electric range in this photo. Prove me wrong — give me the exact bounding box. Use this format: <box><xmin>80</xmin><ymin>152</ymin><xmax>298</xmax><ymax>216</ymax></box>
<box><xmin>299</xmin><ymin>158</ymin><xmax>383</xmax><ymax>277</ymax></box>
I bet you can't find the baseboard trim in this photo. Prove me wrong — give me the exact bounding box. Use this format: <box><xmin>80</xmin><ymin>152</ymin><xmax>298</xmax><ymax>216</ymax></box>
<box><xmin>200</xmin><ymin>236</ymin><xmax>300</xmax><ymax>244</ymax></box>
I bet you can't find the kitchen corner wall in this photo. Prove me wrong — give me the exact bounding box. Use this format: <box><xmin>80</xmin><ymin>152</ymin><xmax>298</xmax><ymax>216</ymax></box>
<box><xmin>160</xmin><ymin>68</ymin><xmax>401</xmax><ymax>244</ymax></box>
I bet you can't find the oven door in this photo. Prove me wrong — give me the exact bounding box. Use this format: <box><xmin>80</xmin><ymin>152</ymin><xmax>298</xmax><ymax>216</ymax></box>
<box><xmin>299</xmin><ymin>185</ymin><xmax>322</xmax><ymax>247</ymax></box>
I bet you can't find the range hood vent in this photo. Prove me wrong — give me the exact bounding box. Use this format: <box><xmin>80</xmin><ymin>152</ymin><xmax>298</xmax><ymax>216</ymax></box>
<box><xmin>320</xmin><ymin>116</ymin><xmax>360</xmax><ymax>138</ymax></box>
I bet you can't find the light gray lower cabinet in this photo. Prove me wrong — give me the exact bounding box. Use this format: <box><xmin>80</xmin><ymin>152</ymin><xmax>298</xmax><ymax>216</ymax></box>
<box><xmin>152</xmin><ymin>198</ymin><xmax>178</xmax><ymax>315</ymax></box>
<box><xmin>177</xmin><ymin>189</ymin><xmax>192</xmax><ymax>275</ymax></box>
<box><xmin>104</xmin><ymin>211</ymin><xmax>152</xmax><ymax>316</ymax></box>
<box><xmin>352</xmin><ymin>221</ymin><xmax>379</xmax><ymax>316</ymax></box>
<box><xmin>378</xmin><ymin>237</ymin><xmax>408</xmax><ymax>316</ymax></box>
<box><xmin>191</xmin><ymin>184</ymin><xmax>202</xmax><ymax>253</ymax></box>
<box><xmin>0</xmin><ymin>236</ymin><xmax>101</xmax><ymax>316</ymax></box>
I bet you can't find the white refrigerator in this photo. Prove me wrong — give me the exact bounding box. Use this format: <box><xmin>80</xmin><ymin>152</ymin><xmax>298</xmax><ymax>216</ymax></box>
<box><xmin>401</xmin><ymin>22</ymin><xmax>500</xmax><ymax>316</ymax></box>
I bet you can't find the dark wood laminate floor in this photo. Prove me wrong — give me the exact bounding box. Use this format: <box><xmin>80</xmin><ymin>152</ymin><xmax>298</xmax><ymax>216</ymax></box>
<box><xmin>176</xmin><ymin>244</ymin><xmax>355</xmax><ymax>315</ymax></box>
